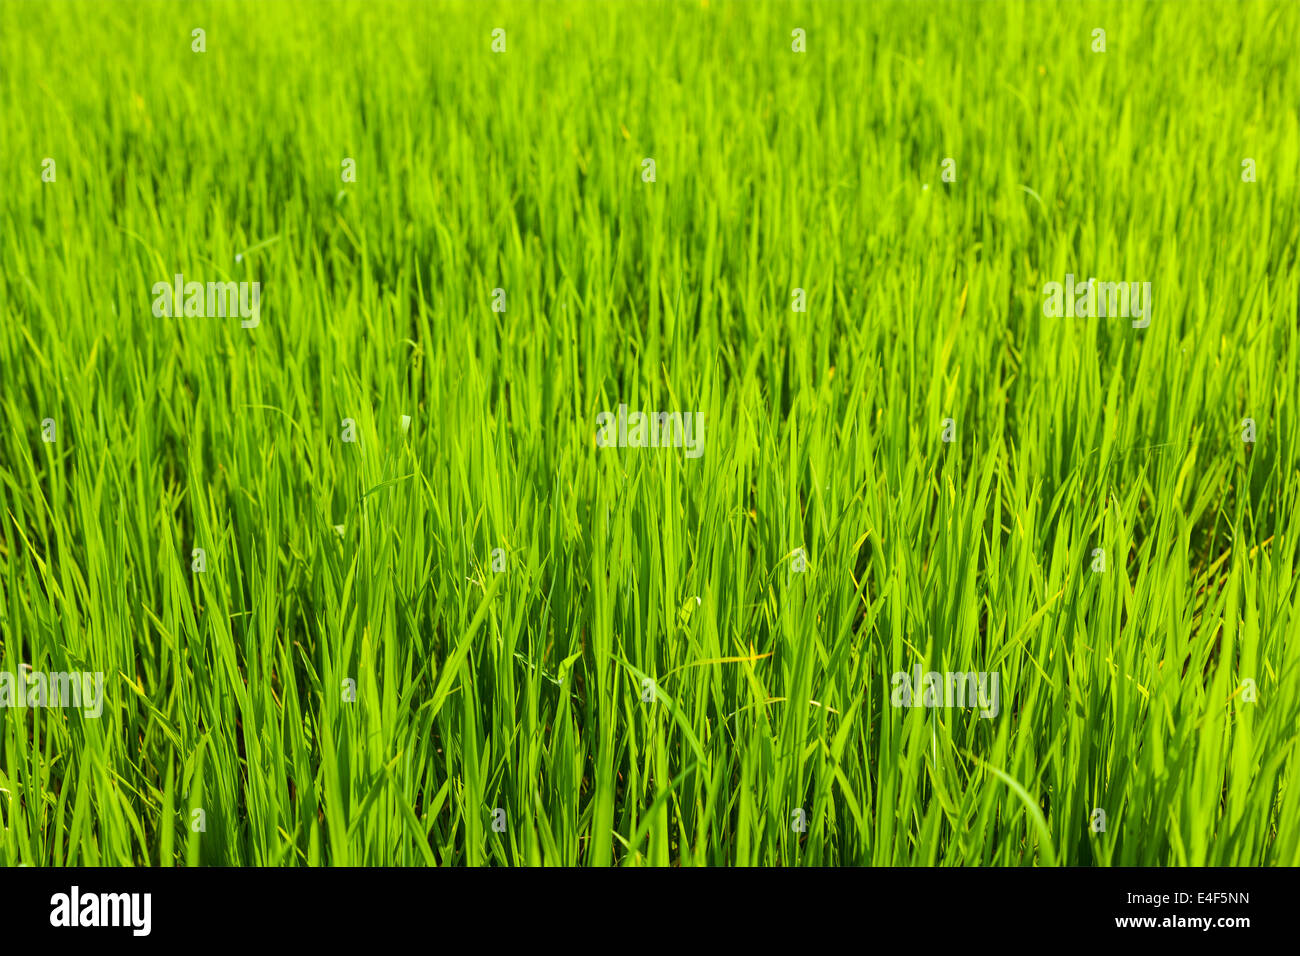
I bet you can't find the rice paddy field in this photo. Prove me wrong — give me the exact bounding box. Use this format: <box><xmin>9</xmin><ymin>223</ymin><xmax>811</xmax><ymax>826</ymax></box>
<box><xmin>1</xmin><ymin>0</ymin><xmax>1298</xmax><ymax>867</ymax></box>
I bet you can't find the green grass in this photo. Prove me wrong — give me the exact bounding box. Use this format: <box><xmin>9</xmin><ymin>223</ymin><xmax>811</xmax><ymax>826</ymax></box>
<box><xmin>1</xmin><ymin>0</ymin><xmax>1298</xmax><ymax>867</ymax></box>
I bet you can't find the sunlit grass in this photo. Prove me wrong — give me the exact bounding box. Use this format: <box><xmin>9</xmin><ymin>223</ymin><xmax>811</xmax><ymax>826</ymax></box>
<box><xmin>1</xmin><ymin>0</ymin><xmax>1298</xmax><ymax>866</ymax></box>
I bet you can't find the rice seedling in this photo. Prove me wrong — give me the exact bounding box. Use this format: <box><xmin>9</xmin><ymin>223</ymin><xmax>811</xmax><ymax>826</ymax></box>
<box><xmin>1</xmin><ymin>0</ymin><xmax>1297</xmax><ymax>868</ymax></box>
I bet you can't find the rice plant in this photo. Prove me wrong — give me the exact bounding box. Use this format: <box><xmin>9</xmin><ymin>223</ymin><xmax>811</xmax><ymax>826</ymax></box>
<box><xmin>1</xmin><ymin>0</ymin><xmax>1297</xmax><ymax>867</ymax></box>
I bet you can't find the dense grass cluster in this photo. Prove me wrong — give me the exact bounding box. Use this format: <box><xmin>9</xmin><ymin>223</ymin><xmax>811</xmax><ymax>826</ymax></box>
<box><xmin>1</xmin><ymin>0</ymin><xmax>1298</xmax><ymax>866</ymax></box>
